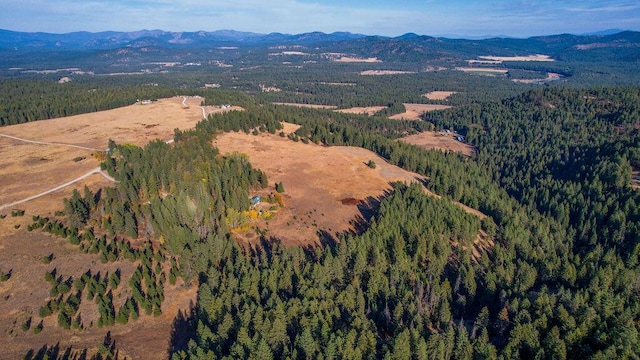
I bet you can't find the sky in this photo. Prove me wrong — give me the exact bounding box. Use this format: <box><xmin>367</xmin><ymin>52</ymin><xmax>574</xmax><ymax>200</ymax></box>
<box><xmin>1</xmin><ymin>0</ymin><xmax>639</xmax><ymax>38</ymax></box>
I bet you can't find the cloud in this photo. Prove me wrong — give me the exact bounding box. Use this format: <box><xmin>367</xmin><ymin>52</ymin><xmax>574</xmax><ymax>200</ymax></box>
<box><xmin>1</xmin><ymin>0</ymin><xmax>638</xmax><ymax>37</ymax></box>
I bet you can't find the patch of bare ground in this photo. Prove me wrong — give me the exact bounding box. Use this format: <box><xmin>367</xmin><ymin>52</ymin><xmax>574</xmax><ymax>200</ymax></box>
<box><xmin>478</xmin><ymin>54</ymin><xmax>554</xmax><ymax>62</ymax></box>
<box><xmin>389</xmin><ymin>104</ymin><xmax>452</xmax><ymax>121</ymax></box>
<box><xmin>0</xmin><ymin>97</ymin><xmax>205</xmax><ymax>358</ymax></box>
<box><xmin>453</xmin><ymin>230</ymin><xmax>494</xmax><ymax>264</ymax></box>
<box><xmin>213</xmin><ymin>123</ymin><xmax>486</xmax><ymax>247</ymax></box>
<box><xmin>335</xmin><ymin>106</ymin><xmax>388</xmax><ymax>116</ymax></box>
<box><xmin>632</xmin><ymin>171</ymin><xmax>640</xmax><ymax>189</ymax></box>
<box><xmin>273</xmin><ymin>102</ymin><xmax>338</xmax><ymax>109</ymax></box>
<box><xmin>360</xmin><ymin>70</ymin><xmax>415</xmax><ymax>75</ymax></box>
<box><xmin>423</xmin><ymin>91</ymin><xmax>458</xmax><ymax>100</ymax></box>
<box><xmin>400</xmin><ymin>131</ymin><xmax>475</xmax><ymax>157</ymax></box>
<box><xmin>334</xmin><ymin>57</ymin><xmax>382</xmax><ymax>63</ymax></box>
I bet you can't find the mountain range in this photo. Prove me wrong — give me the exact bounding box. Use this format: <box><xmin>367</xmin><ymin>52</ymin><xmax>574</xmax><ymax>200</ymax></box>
<box><xmin>1</xmin><ymin>28</ymin><xmax>639</xmax><ymax>52</ymax></box>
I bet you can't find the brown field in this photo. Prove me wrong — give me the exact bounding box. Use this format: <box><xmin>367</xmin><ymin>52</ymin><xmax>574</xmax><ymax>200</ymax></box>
<box><xmin>423</xmin><ymin>91</ymin><xmax>458</xmax><ymax>100</ymax></box>
<box><xmin>389</xmin><ymin>103</ymin><xmax>452</xmax><ymax>121</ymax></box>
<box><xmin>213</xmin><ymin>124</ymin><xmax>428</xmax><ymax>246</ymax></box>
<box><xmin>335</xmin><ymin>106</ymin><xmax>388</xmax><ymax>115</ymax></box>
<box><xmin>334</xmin><ymin>57</ymin><xmax>382</xmax><ymax>63</ymax></box>
<box><xmin>360</xmin><ymin>70</ymin><xmax>415</xmax><ymax>75</ymax></box>
<box><xmin>0</xmin><ymin>97</ymin><xmax>208</xmax><ymax>358</ymax></box>
<box><xmin>478</xmin><ymin>54</ymin><xmax>554</xmax><ymax>62</ymax></box>
<box><xmin>273</xmin><ymin>102</ymin><xmax>338</xmax><ymax>109</ymax></box>
<box><xmin>400</xmin><ymin>131</ymin><xmax>475</xmax><ymax>157</ymax></box>
<box><xmin>0</xmin><ymin>97</ymin><xmax>211</xmax><ymax>209</ymax></box>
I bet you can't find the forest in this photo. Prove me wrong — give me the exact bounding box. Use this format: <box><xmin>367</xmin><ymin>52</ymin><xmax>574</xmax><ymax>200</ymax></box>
<box><xmin>25</xmin><ymin>82</ymin><xmax>636</xmax><ymax>359</ymax></box>
<box><xmin>1</xmin><ymin>46</ymin><xmax>640</xmax><ymax>358</ymax></box>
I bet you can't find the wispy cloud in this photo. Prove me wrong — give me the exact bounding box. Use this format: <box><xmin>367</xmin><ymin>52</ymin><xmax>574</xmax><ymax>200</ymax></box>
<box><xmin>1</xmin><ymin>0</ymin><xmax>638</xmax><ymax>37</ymax></box>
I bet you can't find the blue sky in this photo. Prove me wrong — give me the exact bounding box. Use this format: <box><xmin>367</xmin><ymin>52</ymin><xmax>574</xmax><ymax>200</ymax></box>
<box><xmin>1</xmin><ymin>0</ymin><xmax>639</xmax><ymax>37</ymax></box>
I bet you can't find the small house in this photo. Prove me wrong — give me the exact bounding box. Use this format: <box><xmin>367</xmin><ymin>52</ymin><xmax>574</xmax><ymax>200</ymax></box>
<box><xmin>251</xmin><ymin>195</ymin><xmax>262</xmax><ymax>206</ymax></box>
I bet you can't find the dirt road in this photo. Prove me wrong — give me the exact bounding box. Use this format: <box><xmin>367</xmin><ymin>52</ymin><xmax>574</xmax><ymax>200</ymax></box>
<box><xmin>0</xmin><ymin>167</ymin><xmax>115</xmax><ymax>211</ymax></box>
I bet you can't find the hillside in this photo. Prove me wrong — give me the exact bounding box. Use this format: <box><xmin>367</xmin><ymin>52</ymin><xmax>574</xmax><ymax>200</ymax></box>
<box><xmin>1</xmin><ymin>27</ymin><xmax>640</xmax><ymax>359</ymax></box>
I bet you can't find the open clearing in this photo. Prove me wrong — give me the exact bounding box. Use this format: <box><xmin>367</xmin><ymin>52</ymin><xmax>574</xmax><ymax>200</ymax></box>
<box><xmin>389</xmin><ymin>103</ymin><xmax>452</xmax><ymax>120</ymax></box>
<box><xmin>400</xmin><ymin>131</ymin><xmax>475</xmax><ymax>157</ymax></box>
<box><xmin>0</xmin><ymin>97</ymin><xmax>208</xmax><ymax>359</ymax></box>
<box><xmin>0</xmin><ymin>97</ymin><xmax>211</xmax><ymax>210</ymax></box>
<box><xmin>478</xmin><ymin>54</ymin><xmax>554</xmax><ymax>62</ymax></box>
<box><xmin>423</xmin><ymin>91</ymin><xmax>458</xmax><ymax>100</ymax></box>
<box><xmin>335</xmin><ymin>106</ymin><xmax>388</xmax><ymax>115</ymax></box>
<box><xmin>214</xmin><ymin>124</ymin><xmax>428</xmax><ymax>246</ymax></box>
<box><xmin>334</xmin><ymin>57</ymin><xmax>382</xmax><ymax>63</ymax></box>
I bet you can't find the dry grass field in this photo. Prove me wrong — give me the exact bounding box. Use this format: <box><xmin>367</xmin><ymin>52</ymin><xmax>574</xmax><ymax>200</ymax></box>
<box><xmin>478</xmin><ymin>54</ymin><xmax>554</xmax><ymax>62</ymax></box>
<box><xmin>0</xmin><ymin>97</ymin><xmax>208</xmax><ymax>359</ymax></box>
<box><xmin>213</xmin><ymin>123</ymin><xmax>427</xmax><ymax>246</ymax></box>
<box><xmin>334</xmin><ymin>57</ymin><xmax>382</xmax><ymax>63</ymax></box>
<box><xmin>0</xmin><ymin>97</ymin><xmax>210</xmax><ymax>210</ymax></box>
<box><xmin>335</xmin><ymin>106</ymin><xmax>388</xmax><ymax>115</ymax></box>
<box><xmin>389</xmin><ymin>103</ymin><xmax>452</xmax><ymax>120</ymax></box>
<box><xmin>423</xmin><ymin>91</ymin><xmax>458</xmax><ymax>100</ymax></box>
<box><xmin>400</xmin><ymin>131</ymin><xmax>475</xmax><ymax>157</ymax></box>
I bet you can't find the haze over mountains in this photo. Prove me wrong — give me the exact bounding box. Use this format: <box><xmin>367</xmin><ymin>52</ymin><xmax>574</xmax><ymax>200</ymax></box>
<box><xmin>1</xmin><ymin>28</ymin><xmax>639</xmax><ymax>51</ymax></box>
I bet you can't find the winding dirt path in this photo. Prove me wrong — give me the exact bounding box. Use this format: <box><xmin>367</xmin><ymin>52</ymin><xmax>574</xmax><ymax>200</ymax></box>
<box><xmin>0</xmin><ymin>167</ymin><xmax>115</xmax><ymax>211</ymax></box>
<box><xmin>0</xmin><ymin>133</ymin><xmax>100</xmax><ymax>151</ymax></box>
<box><xmin>0</xmin><ymin>133</ymin><xmax>116</xmax><ymax>211</ymax></box>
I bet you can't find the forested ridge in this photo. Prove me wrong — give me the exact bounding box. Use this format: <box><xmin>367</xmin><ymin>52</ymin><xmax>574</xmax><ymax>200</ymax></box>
<box><xmin>25</xmin><ymin>84</ymin><xmax>634</xmax><ymax>359</ymax></box>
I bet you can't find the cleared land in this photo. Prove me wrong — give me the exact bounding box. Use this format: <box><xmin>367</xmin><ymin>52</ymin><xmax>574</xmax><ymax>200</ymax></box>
<box><xmin>0</xmin><ymin>97</ymin><xmax>210</xmax><ymax>210</ymax></box>
<box><xmin>0</xmin><ymin>97</ymin><xmax>208</xmax><ymax>359</ymax></box>
<box><xmin>335</xmin><ymin>106</ymin><xmax>388</xmax><ymax>115</ymax></box>
<box><xmin>400</xmin><ymin>131</ymin><xmax>475</xmax><ymax>157</ymax></box>
<box><xmin>334</xmin><ymin>57</ymin><xmax>382</xmax><ymax>63</ymax></box>
<box><xmin>423</xmin><ymin>91</ymin><xmax>458</xmax><ymax>100</ymax></box>
<box><xmin>389</xmin><ymin>103</ymin><xmax>452</xmax><ymax>120</ymax></box>
<box><xmin>478</xmin><ymin>54</ymin><xmax>554</xmax><ymax>62</ymax></box>
<box><xmin>213</xmin><ymin>124</ymin><xmax>427</xmax><ymax>246</ymax></box>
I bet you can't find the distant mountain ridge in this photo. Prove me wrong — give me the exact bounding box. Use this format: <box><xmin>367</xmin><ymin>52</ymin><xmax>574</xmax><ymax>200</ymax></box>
<box><xmin>0</xmin><ymin>28</ymin><xmax>638</xmax><ymax>70</ymax></box>
<box><xmin>0</xmin><ymin>29</ymin><xmax>369</xmax><ymax>50</ymax></box>
<box><xmin>1</xmin><ymin>28</ymin><xmax>639</xmax><ymax>51</ymax></box>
